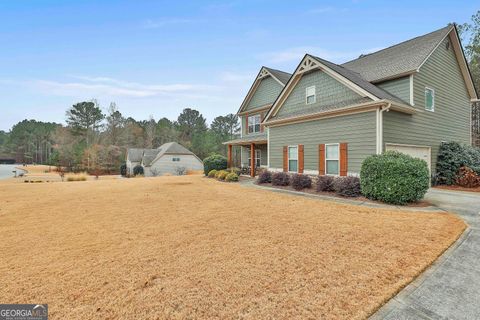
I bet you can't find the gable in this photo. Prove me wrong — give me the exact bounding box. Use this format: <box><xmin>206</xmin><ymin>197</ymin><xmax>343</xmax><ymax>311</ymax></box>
<box><xmin>244</xmin><ymin>76</ymin><xmax>283</xmax><ymax>111</ymax></box>
<box><xmin>273</xmin><ymin>69</ymin><xmax>369</xmax><ymax>120</ymax></box>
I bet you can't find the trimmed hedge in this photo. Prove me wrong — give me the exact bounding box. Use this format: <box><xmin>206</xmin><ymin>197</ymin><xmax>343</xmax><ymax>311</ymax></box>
<box><xmin>203</xmin><ymin>154</ymin><xmax>227</xmax><ymax>176</ymax></box>
<box><xmin>225</xmin><ymin>172</ymin><xmax>239</xmax><ymax>182</ymax></box>
<box><xmin>333</xmin><ymin>176</ymin><xmax>361</xmax><ymax>197</ymax></box>
<box><xmin>360</xmin><ymin>151</ymin><xmax>429</xmax><ymax>205</ymax></box>
<box><xmin>291</xmin><ymin>174</ymin><xmax>312</xmax><ymax>190</ymax></box>
<box><xmin>436</xmin><ymin>142</ymin><xmax>480</xmax><ymax>185</ymax></box>
<box><xmin>257</xmin><ymin>170</ymin><xmax>272</xmax><ymax>184</ymax></box>
<box><xmin>316</xmin><ymin>175</ymin><xmax>334</xmax><ymax>192</ymax></box>
<box><xmin>133</xmin><ymin>165</ymin><xmax>144</xmax><ymax>176</ymax></box>
<box><xmin>208</xmin><ymin>169</ymin><xmax>217</xmax><ymax>178</ymax></box>
<box><xmin>272</xmin><ymin>172</ymin><xmax>290</xmax><ymax>186</ymax></box>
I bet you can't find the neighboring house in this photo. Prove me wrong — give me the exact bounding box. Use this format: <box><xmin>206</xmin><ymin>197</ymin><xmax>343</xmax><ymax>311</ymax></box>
<box><xmin>126</xmin><ymin>142</ymin><xmax>203</xmax><ymax>176</ymax></box>
<box><xmin>224</xmin><ymin>24</ymin><xmax>478</xmax><ymax>177</ymax></box>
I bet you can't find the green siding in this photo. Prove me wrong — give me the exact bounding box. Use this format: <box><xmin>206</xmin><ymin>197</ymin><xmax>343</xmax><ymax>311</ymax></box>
<box><xmin>241</xmin><ymin>144</ymin><xmax>268</xmax><ymax>167</ymax></box>
<box><xmin>275</xmin><ymin>70</ymin><xmax>364</xmax><ymax>119</ymax></box>
<box><xmin>245</xmin><ymin>76</ymin><xmax>283</xmax><ymax>111</ymax></box>
<box><xmin>377</xmin><ymin>76</ymin><xmax>410</xmax><ymax>103</ymax></box>
<box><xmin>269</xmin><ymin>111</ymin><xmax>377</xmax><ymax>173</ymax></box>
<box><xmin>383</xmin><ymin>37</ymin><xmax>471</xmax><ymax>174</ymax></box>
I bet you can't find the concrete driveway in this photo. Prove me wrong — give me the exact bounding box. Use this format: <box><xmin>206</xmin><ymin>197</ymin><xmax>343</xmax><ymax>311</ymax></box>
<box><xmin>372</xmin><ymin>188</ymin><xmax>480</xmax><ymax>320</ymax></box>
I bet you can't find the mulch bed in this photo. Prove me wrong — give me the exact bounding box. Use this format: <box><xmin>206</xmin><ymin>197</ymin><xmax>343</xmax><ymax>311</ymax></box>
<box><xmin>257</xmin><ymin>182</ymin><xmax>433</xmax><ymax>208</ymax></box>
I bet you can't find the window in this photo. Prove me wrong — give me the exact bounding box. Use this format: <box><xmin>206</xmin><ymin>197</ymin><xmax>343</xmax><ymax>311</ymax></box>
<box><xmin>306</xmin><ymin>86</ymin><xmax>316</xmax><ymax>104</ymax></box>
<box><xmin>172</xmin><ymin>157</ymin><xmax>180</xmax><ymax>162</ymax></box>
<box><xmin>248</xmin><ymin>149</ymin><xmax>261</xmax><ymax>167</ymax></box>
<box><xmin>325</xmin><ymin>144</ymin><xmax>339</xmax><ymax>175</ymax></box>
<box><xmin>425</xmin><ymin>87</ymin><xmax>435</xmax><ymax>111</ymax></box>
<box><xmin>248</xmin><ymin>114</ymin><xmax>261</xmax><ymax>133</ymax></box>
<box><xmin>288</xmin><ymin>146</ymin><xmax>298</xmax><ymax>172</ymax></box>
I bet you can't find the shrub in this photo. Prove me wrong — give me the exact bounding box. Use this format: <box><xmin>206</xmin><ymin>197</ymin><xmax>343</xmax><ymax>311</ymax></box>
<box><xmin>291</xmin><ymin>174</ymin><xmax>312</xmax><ymax>190</ymax></box>
<box><xmin>316</xmin><ymin>175</ymin><xmax>335</xmax><ymax>192</ymax></box>
<box><xmin>272</xmin><ymin>172</ymin><xmax>290</xmax><ymax>186</ymax></box>
<box><xmin>257</xmin><ymin>170</ymin><xmax>272</xmax><ymax>184</ymax></box>
<box><xmin>208</xmin><ymin>169</ymin><xmax>217</xmax><ymax>178</ymax></box>
<box><xmin>225</xmin><ymin>172</ymin><xmax>239</xmax><ymax>182</ymax></box>
<box><xmin>133</xmin><ymin>165</ymin><xmax>144</xmax><ymax>176</ymax></box>
<box><xmin>203</xmin><ymin>154</ymin><xmax>227</xmax><ymax>176</ymax></box>
<box><xmin>436</xmin><ymin>142</ymin><xmax>480</xmax><ymax>185</ymax></box>
<box><xmin>361</xmin><ymin>151</ymin><xmax>429</xmax><ymax>205</ymax></box>
<box><xmin>175</xmin><ymin>166</ymin><xmax>187</xmax><ymax>176</ymax></box>
<box><xmin>229</xmin><ymin>167</ymin><xmax>241</xmax><ymax>176</ymax></box>
<box><xmin>66</xmin><ymin>174</ymin><xmax>88</xmax><ymax>182</ymax></box>
<box><xmin>120</xmin><ymin>163</ymin><xmax>127</xmax><ymax>177</ymax></box>
<box><xmin>333</xmin><ymin>176</ymin><xmax>361</xmax><ymax>197</ymax></box>
<box><xmin>455</xmin><ymin>166</ymin><xmax>480</xmax><ymax>188</ymax></box>
<box><xmin>216</xmin><ymin>170</ymin><xmax>228</xmax><ymax>180</ymax></box>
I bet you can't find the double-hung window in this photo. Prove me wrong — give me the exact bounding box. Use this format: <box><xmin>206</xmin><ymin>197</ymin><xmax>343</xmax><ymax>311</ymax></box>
<box><xmin>247</xmin><ymin>149</ymin><xmax>261</xmax><ymax>167</ymax></box>
<box><xmin>248</xmin><ymin>114</ymin><xmax>261</xmax><ymax>133</ymax></box>
<box><xmin>288</xmin><ymin>146</ymin><xmax>298</xmax><ymax>172</ymax></box>
<box><xmin>425</xmin><ymin>87</ymin><xmax>435</xmax><ymax>112</ymax></box>
<box><xmin>306</xmin><ymin>86</ymin><xmax>316</xmax><ymax>104</ymax></box>
<box><xmin>325</xmin><ymin>144</ymin><xmax>339</xmax><ymax>175</ymax></box>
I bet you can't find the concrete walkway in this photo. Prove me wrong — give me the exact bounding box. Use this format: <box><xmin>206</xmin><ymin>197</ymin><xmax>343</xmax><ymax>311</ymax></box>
<box><xmin>372</xmin><ymin>188</ymin><xmax>480</xmax><ymax>320</ymax></box>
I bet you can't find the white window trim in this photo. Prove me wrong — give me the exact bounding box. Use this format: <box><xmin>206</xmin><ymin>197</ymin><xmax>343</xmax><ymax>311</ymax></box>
<box><xmin>425</xmin><ymin>87</ymin><xmax>435</xmax><ymax>112</ymax></box>
<box><xmin>325</xmin><ymin>143</ymin><xmax>340</xmax><ymax>176</ymax></box>
<box><xmin>306</xmin><ymin>86</ymin><xmax>316</xmax><ymax>105</ymax></box>
<box><xmin>288</xmin><ymin>145</ymin><xmax>299</xmax><ymax>173</ymax></box>
<box><xmin>248</xmin><ymin>114</ymin><xmax>261</xmax><ymax>134</ymax></box>
<box><xmin>255</xmin><ymin>149</ymin><xmax>261</xmax><ymax>167</ymax></box>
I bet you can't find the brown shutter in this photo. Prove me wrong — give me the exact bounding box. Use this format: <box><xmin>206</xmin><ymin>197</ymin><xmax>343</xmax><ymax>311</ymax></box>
<box><xmin>298</xmin><ymin>144</ymin><xmax>304</xmax><ymax>174</ymax></box>
<box><xmin>340</xmin><ymin>142</ymin><xmax>348</xmax><ymax>176</ymax></box>
<box><xmin>319</xmin><ymin>144</ymin><xmax>325</xmax><ymax>175</ymax></box>
<box><xmin>283</xmin><ymin>146</ymin><xmax>288</xmax><ymax>172</ymax></box>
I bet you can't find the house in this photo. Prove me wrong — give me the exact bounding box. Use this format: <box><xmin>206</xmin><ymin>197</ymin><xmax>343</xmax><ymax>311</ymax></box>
<box><xmin>224</xmin><ymin>24</ymin><xmax>478</xmax><ymax>177</ymax></box>
<box><xmin>126</xmin><ymin>142</ymin><xmax>203</xmax><ymax>176</ymax></box>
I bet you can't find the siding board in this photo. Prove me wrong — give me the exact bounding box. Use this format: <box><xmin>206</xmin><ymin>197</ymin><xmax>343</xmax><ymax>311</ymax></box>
<box><xmin>377</xmin><ymin>76</ymin><xmax>410</xmax><ymax>103</ymax></box>
<box><xmin>245</xmin><ymin>76</ymin><xmax>283</xmax><ymax>111</ymax></box>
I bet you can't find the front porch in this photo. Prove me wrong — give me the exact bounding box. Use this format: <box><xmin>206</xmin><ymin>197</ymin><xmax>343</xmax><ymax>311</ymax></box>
<box><xmin>224</xmin><ymin>134</ymin><xmax>268</xmax><ymax>177</ymax></box>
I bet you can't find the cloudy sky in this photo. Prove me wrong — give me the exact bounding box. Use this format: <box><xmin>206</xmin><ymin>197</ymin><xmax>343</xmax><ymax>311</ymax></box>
<box><xmin>0</xmin><ymin>0</ymin><xmax>476</xmax><ymax>130</ymax></box>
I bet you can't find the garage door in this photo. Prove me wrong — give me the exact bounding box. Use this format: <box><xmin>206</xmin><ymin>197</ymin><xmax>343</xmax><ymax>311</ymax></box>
<box><xmin>385</xmin><ymin>144</ymin><xmax>431</xmax><ymax>173</ymax></box>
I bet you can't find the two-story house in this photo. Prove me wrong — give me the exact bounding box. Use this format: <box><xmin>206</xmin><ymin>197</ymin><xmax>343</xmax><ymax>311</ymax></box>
<box><xmin>224</xmin><ymin>24</ymin><xmax>478</xmax><ymax>177</ymax></box>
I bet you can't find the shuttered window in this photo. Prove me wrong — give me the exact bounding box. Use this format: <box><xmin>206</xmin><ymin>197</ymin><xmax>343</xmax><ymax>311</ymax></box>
<box><xmin>288</xmin><ymin>146</ymin><xmax>298</xmax><ymax>172</ymax></box>
<box><xmin>425</xmin><ymin>87</ymin><xmax>435</xmax><ymax>112</ymax></box>
<box><xmin>325</xmin><ymin>144</ymin><xmax>339</xmax><ymax>175</ymax></box>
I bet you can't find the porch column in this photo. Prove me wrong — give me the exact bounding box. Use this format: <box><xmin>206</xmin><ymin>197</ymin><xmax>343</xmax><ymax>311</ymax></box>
<box><xmin>227</xmin><ymin>144</ymin><xmax>232</xmax><ymax>168</ymax></box>
<box><xmin>250</xmin><ymin>143</ymin><xmax>255</xmax><ymax>177</ymax></box>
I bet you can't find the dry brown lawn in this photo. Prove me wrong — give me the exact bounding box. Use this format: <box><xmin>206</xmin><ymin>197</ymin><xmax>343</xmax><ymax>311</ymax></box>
<box><xmin>0</xmin><ymin>175</ymin><xmax>465</xmax><ymax>319</ymax></box>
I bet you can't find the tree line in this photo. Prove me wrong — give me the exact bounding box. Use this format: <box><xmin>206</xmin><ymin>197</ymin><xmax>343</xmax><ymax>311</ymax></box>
<box><xmin>0</xmin><ymin>101</ymin><xmax>239</xmax><ymax>173</ymax></box>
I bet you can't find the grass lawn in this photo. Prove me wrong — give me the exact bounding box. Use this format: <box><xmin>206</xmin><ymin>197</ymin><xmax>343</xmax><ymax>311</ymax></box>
<box><xmin>0</xmin><ymin>175</ymin><xmax>465</xmax><ymax>319</ymax></box>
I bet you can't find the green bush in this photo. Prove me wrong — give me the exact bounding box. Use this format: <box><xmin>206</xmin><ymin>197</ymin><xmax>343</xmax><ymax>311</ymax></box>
<box><xmin>208</xmin><ymin>169</ymin><xmax>218</xmax><ymax>178</ymax></box>
<box><xmin>133</xmin><ymin>165</ymin><xmax>144</xmax><ymax>176</ymax></box>
<box><xmin>225</xmin><ymin>172</ymin><xmax>239</xmax><ymax>182</ymax></box>
<box><xmin>436</xmin><ymin>142</ymin><xmax>480</xmax><ymax>185</ymax></box>
<box><xmin>216</xmin><ymin>170</ymin><xmax>228</xmax><ymax>180</ymax></box>
<box><xmin>360</xmin><ymin>151</ymin><xmax>429</xmax><ymax>205</ymax></box>
<box><xmin>120</xmin><ymin>163</ymin><xmax>127</xmax><ymax>176</ymax></box>
<box><xmin>203</xmin><ymin>154</ymin><xmax>227</xmax><ymax>176</ymax></box>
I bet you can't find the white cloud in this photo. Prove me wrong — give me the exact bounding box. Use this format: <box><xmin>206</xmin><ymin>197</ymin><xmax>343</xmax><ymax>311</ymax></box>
<box><xmin>259</xmin><ymin>46</ymin><xmax>384</xmax><ymax>64</ymax></box>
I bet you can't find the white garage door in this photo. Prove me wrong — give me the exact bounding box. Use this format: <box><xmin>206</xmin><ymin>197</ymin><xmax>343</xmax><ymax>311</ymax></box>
<box><xmin>385</xmin><ymin>144</ymin><xmax>431</xmax><ymax>173</ymax></box>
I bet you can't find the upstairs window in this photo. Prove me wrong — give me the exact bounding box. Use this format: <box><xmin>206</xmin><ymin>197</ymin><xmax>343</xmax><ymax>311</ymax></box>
<box><xmin>288</xmin><ymin>146</ymin><xmax>298</xmax><ymax>172</ymax></box>
<box><xmin>248</xmin><ymin>114</ymin><xmax>261</xmax><ymax>133</ymax></box>
<box><xmin>325</xmin><ymin>144</ymin><xmax>339</xmax><ymax>175</ymax></box>
<box><xmin>425</xmin><ymin>87</ymin><xmax>435</xmax><ymax>112</ymax></box>
<box><xmin>306</xmin><ymin>86</ymin><xmax>316</xmax><ymax>104</ymax></box>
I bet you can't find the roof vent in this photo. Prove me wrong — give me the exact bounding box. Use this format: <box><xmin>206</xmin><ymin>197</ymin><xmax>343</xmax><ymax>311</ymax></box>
<box><xmin>445</xmin><ymin>39</ymin><xmax>450</xmax><ymax>50</ymax></box>
<box><xmin>358</xmin><ymin>54</ymin><xmax>366</xmax><ymax>58</ymax></box>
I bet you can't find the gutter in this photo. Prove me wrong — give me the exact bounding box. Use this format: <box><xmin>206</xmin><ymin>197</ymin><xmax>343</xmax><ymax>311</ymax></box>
<box><xmin>376</xmin><ymin>103</ymin><xmax>391</xmax><ymax>154</ymax></box>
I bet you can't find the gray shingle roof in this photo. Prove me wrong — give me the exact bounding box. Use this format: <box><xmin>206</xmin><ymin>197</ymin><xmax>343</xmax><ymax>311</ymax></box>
<box><xmin>222</xmin><ymin>133</ymin><xmax>267</xmax><ymax>145</ymax></box>
<box><xmin>311</xmin><ymin>55</ymin><xmax>407</xmax><ymax>104</ymax></box>
<box><xmin>265</xmin><ymin>67</ymin><xmax>292</xmax><ymax>85</ymax></box>
<box><xmin>142</xmin><ymin>149</ymin><xmax>161</xmax><ymax>166</ymax></box>
<box><xmin>127</xmin><ymin>148</ymin><xmax>144</xmax><ymax>162</ymax></box>
<box><xmin>342</xmin><ymin>25</ymin><xmax>452</xmax><ymax>82</ymax></box>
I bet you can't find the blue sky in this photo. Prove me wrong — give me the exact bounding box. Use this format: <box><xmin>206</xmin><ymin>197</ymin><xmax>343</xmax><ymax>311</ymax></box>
<box><xmin>0</xmin><ymin>0</ymin><xmax>477</xmax><ymax>130</ymax></box>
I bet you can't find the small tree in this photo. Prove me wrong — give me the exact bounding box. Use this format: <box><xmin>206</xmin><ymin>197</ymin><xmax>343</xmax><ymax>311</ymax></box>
<box><xmin>133</xmin><ymin>165</ymin><xmax>144</xmax><ymax>176</ymax></box>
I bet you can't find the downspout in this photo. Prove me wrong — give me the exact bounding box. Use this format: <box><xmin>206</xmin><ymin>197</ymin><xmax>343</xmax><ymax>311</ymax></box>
<box><xmin>376</xmin><ymin>103</ymin><xmax>391</xmax><ymax>154</ymax></box>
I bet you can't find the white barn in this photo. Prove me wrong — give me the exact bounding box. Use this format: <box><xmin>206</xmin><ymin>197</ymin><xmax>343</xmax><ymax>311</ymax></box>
<box><xmin>126</xmin><ymin>142</ymin><xmax>203</xmax><ymax>177</ymax></box>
